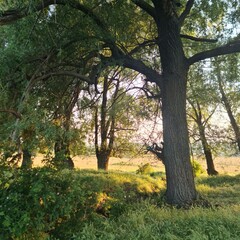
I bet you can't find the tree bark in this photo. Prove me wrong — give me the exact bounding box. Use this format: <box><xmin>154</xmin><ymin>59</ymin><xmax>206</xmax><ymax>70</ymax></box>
<box><xmin>96</xmin><ymin>151</ymin><xmax>110</xmax><ymax>170</ymax></box>
<box><xmin>155</xmin><ymin>10</ymin><xmax>197</xmax><ymax>205</ymax></box>
<box><xmin>162</xmin><ymin>73</ymin><xmax>197</xmax><ymax>205</ymax></box>
<box><xmin>204</xmin><ymin>148</ymin><xmax>218</xmax><ymax>175</ymax></box>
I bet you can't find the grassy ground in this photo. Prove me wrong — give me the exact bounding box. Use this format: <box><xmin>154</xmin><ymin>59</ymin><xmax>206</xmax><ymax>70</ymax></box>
<box><xmin>1</xmin><ymin>167</ymin><xmax>240</xmax><ymax>239</ymax></box>
<box><xmin>2</xmin><ymin>155</ymin><xmax>240</xmax><ymax>239</ymax></box>
<box><xmin>32</xmin><ymin>154</ymin><xmax>240</xmax><ymax>175</ymax></box>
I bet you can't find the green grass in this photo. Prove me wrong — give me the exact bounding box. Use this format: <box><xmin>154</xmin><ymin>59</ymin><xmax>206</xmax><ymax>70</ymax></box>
<box><xmin>196</xmin><ymin>174</ymin><xmax>240</xmax><ymax>205</ymax></box>
<box><xmin>78</xmin><ymin>204</ymin><xmax>240</xmax><ymax>240</ymax></box>
<box><xmin>0</xmin><ymin>167</ymin><xmax>240</xmax><ymax>240</ymax></box>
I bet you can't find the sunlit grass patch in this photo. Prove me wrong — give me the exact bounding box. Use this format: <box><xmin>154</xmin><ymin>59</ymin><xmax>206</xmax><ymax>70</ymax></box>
<box><xmin>197</xmin><ymin>174</ymin><xmax>240</xmax><ymax>187</ymax></box>
<box><xmin>78</xmin><ymin>203</ymin><xmax>240</xmax><ymax>240</ymax></box>
<box><xmin>196</xmin><ymin>175</ymin><xmax>240</xmax><ymax>205</ymax></box>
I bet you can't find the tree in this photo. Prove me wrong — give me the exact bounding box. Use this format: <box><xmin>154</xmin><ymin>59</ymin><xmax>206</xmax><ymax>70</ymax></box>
<box><xmin>0</xmin><ymin>8</ymin><xmax>98</xmax><ymax>168</ymax></box>
<box><xmin>213</xmin><ymin>55</ymin><xmax>240</xmax><ymax>152</ymax></box>
<box><xmin>94</xmin><ymin>68</ymin><xmax>157</xmax><ymax>170</ymax></box>
<box><xmin>94</xmin><ymin>73</ymin><xmax>118</xmax><ymax>170</ymax></box>
<box><xmin>187</xmin><ymin>63</ymin><xmax>219</xmax><ymax>175</ymax></box>
<box><xmin>1</xmin><ymin>0</ymin><xmax>240</xmax><ymax>206</ymax></box>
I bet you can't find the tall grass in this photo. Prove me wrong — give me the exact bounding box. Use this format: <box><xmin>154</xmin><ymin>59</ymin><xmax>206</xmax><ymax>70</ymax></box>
<box><xmin>76</xmin><ymin>175</ymin><xmax>240</xmax><ymax>240</ymax></box>
<box><xmin>196</xmin><ymin>174</ymin><xmax>240</xmax><ymax>205</ymax></box>
<box><xmin>77</xmin><ymin>203</ymin><xmax>240</xmax><ymax>240</ymax></box>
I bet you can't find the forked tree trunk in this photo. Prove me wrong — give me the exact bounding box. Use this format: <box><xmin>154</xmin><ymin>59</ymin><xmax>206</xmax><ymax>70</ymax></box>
<box><xmin>188</xmin><ymin>99</ymin><xmax>218</xmax><ymax>176</ymax></box>
<box><xmin>95</xmin><ymin>76</ymin><xmax>117</xmax><ymax>171</ymax></box>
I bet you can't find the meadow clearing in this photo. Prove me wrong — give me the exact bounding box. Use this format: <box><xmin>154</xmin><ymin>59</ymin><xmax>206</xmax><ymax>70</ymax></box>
<box><xmin>32</xmin><ymin>154</ymin><xmax>240</xmax><ymax>175</ymax></box>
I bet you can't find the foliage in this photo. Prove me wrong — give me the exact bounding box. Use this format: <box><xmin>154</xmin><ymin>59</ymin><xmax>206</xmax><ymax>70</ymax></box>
<box><xmin>191</xmin><ymin>160</ymin><xmax>205</xmax><ymax>177</ymax></box>
<box><xmin>136</xmin><ymin>163</ymin><xmax>154</xmax><ymax>175</ymax></box>
<box><xmin>1</xmin><ymin>166</ymin><xmax>240</xmax><ymax>239</ymax></box>
<box><xmin>0</xmin><ymin>0</ymin><xmax>240</xmax><ymax>205</ymax></box>
<box><xmin>0</xmin><ymin>167</ymin><xmax>164</xmax><ymax>239</ymax></box>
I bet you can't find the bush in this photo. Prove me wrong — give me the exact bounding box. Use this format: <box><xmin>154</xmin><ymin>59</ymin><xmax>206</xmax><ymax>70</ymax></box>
<box><xmin>136</xmin><ymin>163</ymin><xmax>154</xmax><ymax>175</ymax></box>
<box><xmin>0</xmin><ymin>167</ymin><xmax>164</xmax><ymax>239</ymax></box>
<box><xmin>1</xmin><ymin>166</ymin><xmax>240</xmax><ymax>239</ymax></box>
<box><xmin>191</xmin><ymin>160</ymin><xmax>205</xmax><ymax>177</ymax></box>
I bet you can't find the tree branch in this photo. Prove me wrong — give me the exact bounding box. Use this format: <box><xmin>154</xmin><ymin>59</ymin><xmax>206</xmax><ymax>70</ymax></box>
<box><xmin>180</xmin><ymin>34</ymin><xmax>218</xmax><ymax>43</ymax></box>
<box><xmin>0</xmin><ymin>0</ymin><xmax>107</xmax><ymax>30</ymax></box>
<box><xmin>187</xmin><ymin>40</ymin><xmax>240</xmax><ymax>66</ymax></box>
<box><xmin>0</xmin><ymin>0</ymin><xmax>67</xmax><ymax>25</ymax></box>
<box><xmin>179</xmin><ymin>0</ymin><xmax>195</xmax><ymax>26</ymax></box>
<box><xmin>66</xmin><ymin>0</ymin><xmax>107</xmax><ymax>31</ymax></box>
<box><xmin>203</xmin><ymin>106</ymin><xmax>217</xmax><ymax>126</ymax></box>
<box><xmin>34</xmin><ymin>71</ymin><xmax>94</xmax><ymax>84</ymax></box>
<box><xmin>0</xmin><ymin>109</ymin><xmax>22</xmax><ymax>119</ymax></box>
<box><xmin>187</xmin><ymin>98</ymin><xmax>199</xmax><ymax>122</ymax></box>
<box><xmin>129</xmin><ymin>38</ymin><xmax>157</xmax><ymax>55</ymax></box>
<box><xmin>0</xmin><ymin>9</ymin><xmax>25</xmax><ymax>25</ymax></box>
<box><xmin>107</xmin><ymin>55</ymin><xmax>163</xmax><ymax>88</ymax></box>
<box><xmin>114</xmin><ymin>127</ymin><xmax>137</xmax><ymax>131</ymax></box>
<box><xmin>131</xmin><ymin>0</ymin><xmax>156</xmax><ymax>19</ymax></box>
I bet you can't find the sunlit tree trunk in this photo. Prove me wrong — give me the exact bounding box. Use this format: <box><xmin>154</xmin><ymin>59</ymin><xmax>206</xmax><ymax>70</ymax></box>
<box><xmin>21</xmin><ymin>128</ymin><xmax>34</xmax><ymax>169</ymax></box>
<box><xmin>95</xmin><ymin>76</ymin><xmax>117</xmax><ymax>171</ymax></box>
<box><xmin>188</xmin><ymin>100</ymin><xmax>218</xmax><ymax>175</ymax></box>
<box><xmin>53</xmin><ymin>82</ymin><xmax>82</xmax><ymax>169</ymax></box>
<box><xmin>198</xmin><ymin>125</ymin><xmax>218</xmax><ymax>175</ymax></box>
<box><xmin>154</xmin><ymin>5</ymin><xmax>197</xmax><ymax>205</ymax></box>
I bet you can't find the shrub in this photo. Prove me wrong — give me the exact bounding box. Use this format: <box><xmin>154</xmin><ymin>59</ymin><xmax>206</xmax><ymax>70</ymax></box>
<box><xmin>0</xmin><ymin>167</ymin><xmax>164</xmax><ymax>239</ymax></box>
<box><xmin>1</xmin><ymin>166</ymin><xmax>240</xmax><ymax>239</ymax></box>
<box><xmin>136</xmin><ymin>163</ymin><xmax>154</xmax><ymax>175</ymax></box>
<box><xmin>191</xmin><ymin>160</ymin><xmax>205</xmax><ymax>177</ymax></box>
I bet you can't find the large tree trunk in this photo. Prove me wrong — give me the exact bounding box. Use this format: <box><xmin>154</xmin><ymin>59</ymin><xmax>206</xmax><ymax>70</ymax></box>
<box><xmin>156</xmin><ymin>8</ymin><xmax>197</xmax><ymax>206</ymax></box>
<box><xmin>162</xmin><ymin>73</ymin><xmax>197</xmax><ymax>205</ymax></box>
